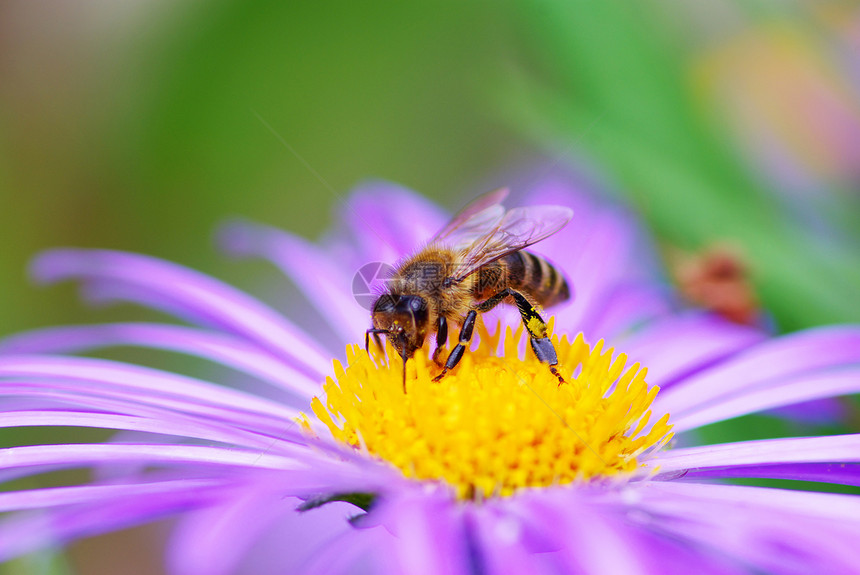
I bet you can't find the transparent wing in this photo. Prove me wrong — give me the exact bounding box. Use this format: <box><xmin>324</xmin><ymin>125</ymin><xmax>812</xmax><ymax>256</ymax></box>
<box><xmin>453</xmin><ymin>205</ymin><xmax>573</xmax><ymax>283</ymax></box>
<box><xmin>429</xmin><ymin>188</ymin><xmax>509</xmax><ymax>246</ymax></box>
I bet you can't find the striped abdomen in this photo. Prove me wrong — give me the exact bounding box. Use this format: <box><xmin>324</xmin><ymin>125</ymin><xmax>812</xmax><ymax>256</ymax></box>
<box><xmin>475</xmin><ymin>251</ymin><xmax>571</xmax><ymax>308</ymax></box>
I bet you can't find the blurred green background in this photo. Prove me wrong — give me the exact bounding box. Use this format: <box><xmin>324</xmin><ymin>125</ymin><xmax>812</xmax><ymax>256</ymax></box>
<box><xmin>0</xmin><ymin>1</ymin><xmax>521</xmax><ymax>340</ymax></box>
<box><xmin>2</xmin><ymin>1</ymin><xmax>859</xmax><ymax>342</ymax></box>
<box><xmin>1</xmin><ymin>1</ymin><xmax>860</xmax><ymax>573</ymax></box>
<box><xmin>2</xmin><ymin>0</ymin><xmax>860</xmax><ymax>337</ymax></box>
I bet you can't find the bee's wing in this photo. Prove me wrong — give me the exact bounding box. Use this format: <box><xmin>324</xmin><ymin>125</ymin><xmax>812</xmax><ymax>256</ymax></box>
<box><xmin>429</xmin><ymin>188</ymin><xmax>510</xmax><ymax>245</ymax></box>
<box><xmin>452</xmin><ymin>205</ymin><xmax>573</xmax><ymax>283</ymax></box>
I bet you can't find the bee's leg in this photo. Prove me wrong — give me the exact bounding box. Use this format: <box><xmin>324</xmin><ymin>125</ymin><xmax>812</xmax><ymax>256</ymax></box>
<box><xmin>401</xmin><ymin>346</ymin><xmax>408</xmax><ymax>393</ymax></box>
<box><xmin>365</xmin><ymin>329</ymin><xmax>387</xmax><ymax>354</ymax></box>
<box><xmin>432</xmin><ymin>316</ymin><xmax>449</xmax><ymax>365</ymax></box>
<box><xmin>476</xmin><ymin>288</ymin><xmax>565</xmax><ymax>385</ymax></box>
<box><xmin>432</xmin><ymin>310</ymin><xmax>477</xmax><ymax>382</ymax></box>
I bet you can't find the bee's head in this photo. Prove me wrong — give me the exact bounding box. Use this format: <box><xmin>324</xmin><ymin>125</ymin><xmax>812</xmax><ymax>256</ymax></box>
<box><xmin>369</xmin><ymin>294</ymin><xmax>429</xmax><ymax>358</ymax></box>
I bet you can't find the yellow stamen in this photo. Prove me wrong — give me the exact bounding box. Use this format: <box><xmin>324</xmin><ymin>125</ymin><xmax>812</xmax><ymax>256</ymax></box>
<box><xmin>305</xmin><ymin>321</ymin><xmax>673</xmax><ymax>499</ymax></box>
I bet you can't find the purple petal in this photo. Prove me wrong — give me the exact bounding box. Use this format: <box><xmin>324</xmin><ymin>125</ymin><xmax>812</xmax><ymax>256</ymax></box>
<box><xmin>0</xmin><ymin>479</ymin><xmax>226</xmax><ymax>512</ymax></box>
<box><xmin>365</xmin><ymin>489</ymin><xmax>473</xmax><ymax>575</ymax></box>
<box><xmin>219</xmin><ymin>222</ymin><xmax>367</xmax><ymax>345</ymax></box>
<box><xmin>664</xmin><ymin>462</ymin><xmax>860</xmax><ymax>486</ymax></box>
<box><xmin>297</xmin><ymin>519</ymin><xmax>396</xmax><ymax>575</ymax></box>
<box><xmin>525</xmin><ymin>175</ymin><xmax>659</xmax><ymax>280</ymax></box>
<box><xmin>0</xmin><ymin>323</ymin><xmax>319</xmax><ymax>398</ymax></box>
<box><xmin>666</xmin><ymin>368</ymin><xmax>860</xmax><ymax>431</ymax></box>
<box><xmin>227</xmin><ymin>499</ymin><xmax>380</xmax><ymax>575</ymax></box>
<box><xmin>650</xmin><ymin>434</ymin><xmax>860</xmax><ymax>486</ymax></box>
<box><xmin>501</xmin><ymin>486</ymin><xmax>755</xmax><ymax>574</ymax></box>
<box><xmin>169</xmin><ymin>489</ymin><xmax>399</xmax><ymax>575</ymax></box>
<box><xmin>620</xmin><ymin>520</ymin><xmax>748</xmax><ymax>575</ymax></box>
<box><xmin>525</xmin><ymin>176</ymin><xmax>669</xmax><ymax>339</ymax></box>
<box><xmin>0</xmin><ymin>436</ymin><xmax>368</xmax><ymax>492</ymax></box>
<box><xmin>0</xmin><ymin>485</ymin><xmax>227</xmax><ymax>562</ymax></box>
<box><xmin>80</xmin><ymin>280</ymin><xmax>226</xmax><ymax>328</ymax></box>
<box><xmin>632</xmin><ymin>482</ymin><xmax>860</xmax><ymax>575</ymax></box>
<box><xmin>30</xmin><ymin>249</ymin><xmax>331</xmax><ymax>376</ymax></box>
<box><xmin>333</xmin><ymin>180</ymin><xmax>449</xmax><ymax>264</ymax></box>
<box><xmin>0</xmin><ymin>355</ymin><xmax>300</xmax><ymax>423</ymax></box>
<box><xmin>0</xmin><ymin>410</ymin><xmax>276</xmax><ymax>449</ymax></box>
<box><xmin>766</xmin><ymin>398</ymin><xmax>849</xmax><ymax>424</ymax></box>
<box><xmin>502</xmin><ymin>492</ymin><xmax>658</xmax><ymax>575</ymax></box>
<box><xmin>0</xmin><ymin>444</ymin><xmax>310</xmax><ymax>477</ymax></box>
<box><xmin>582</xmin><ymin>283</ymin><xmax>671</xmax><ymax>342</ymax></box>
<box><xmin>549</xmin><ymin>209</ymin><xmax>651</xmax><ymax>337</ymax></box>
<box><xmin>654</xmin><ymin>326</ymin><xmax>860</xmax><ymax>418</ymax></box>
<box><xmin>167</xmin><ymin>489</ymin><xmax>296</xmax><ymax>575</ymax></box>
<box><xmin>617</xmin><ymin>312</ymin><xmax>768</xmax><ymax>388</ymax></box>
<box><xmin>0</xmin><ymin>381</ymin><xmax>310</xmax><ymax>440</ymax></box>
<box><xmin>466</xmin><ymin>499</ymin><xmax>578</xmax><ymax>575</ymax></box>
<box><xmin>465</xmin><ymin>509</ymin><xmax>557</xmax><ymax>575</ymax></box>
<box><xmin>274</xmin><ymin>462</ymin><xmax>410</xmax><ymax>500</ymax></box>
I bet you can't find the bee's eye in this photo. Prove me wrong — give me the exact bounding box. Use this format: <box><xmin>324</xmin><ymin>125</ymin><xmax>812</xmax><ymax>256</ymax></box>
<box><xmin>410</xmin><ymin>298</ymin><xmax>423</xmax><ymax>312</ymax></box>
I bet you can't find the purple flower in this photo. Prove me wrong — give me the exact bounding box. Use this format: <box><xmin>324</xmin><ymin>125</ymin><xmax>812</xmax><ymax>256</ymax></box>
<box><xmin>2</xmin><ymin>177</ymin><xmax>860</xmax><ymax>574</ymax></box>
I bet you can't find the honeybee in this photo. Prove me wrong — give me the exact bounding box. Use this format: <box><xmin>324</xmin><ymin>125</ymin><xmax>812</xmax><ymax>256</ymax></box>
<box><xmin>366</xmin><ymin>188</ymin><xmax>573</xmax><ymax>390</ymax></box>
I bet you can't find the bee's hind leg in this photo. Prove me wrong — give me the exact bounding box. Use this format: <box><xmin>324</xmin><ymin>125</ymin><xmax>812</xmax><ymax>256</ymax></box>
<box><xmin>432</xmin><ymin>311</ymin><xmax>477</xmax><ymax>382</ymax></box>
<box><xmin>476</xmin><ymin>288</ymin><xmax>566</xmax><ymax>385</ymax></box>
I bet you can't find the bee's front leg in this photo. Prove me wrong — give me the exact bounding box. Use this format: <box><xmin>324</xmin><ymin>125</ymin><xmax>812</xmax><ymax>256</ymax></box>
<box><xmin>432</xmin><ymin>316</ymin><xmax>449</xmax><ymax>366</ymax></box>
<box><xmin>432</xmin><ymin>311</ymin><xmax>477</xmax><ymax>381</ymax></box>
<box><xmin>365</xmin><ymin>328</ymin><xmax>387</xmax><ymax>353</ymax></box>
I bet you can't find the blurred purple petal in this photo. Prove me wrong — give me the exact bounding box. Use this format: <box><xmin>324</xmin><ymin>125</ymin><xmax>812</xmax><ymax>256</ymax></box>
<box><xmin>619</xmin><ymin>312</ymin><xmax>767</xmax><ymax>388</ymax></box>
<box><xmin>0</xmin><ymin>486</ymin><xmax>226</xmax><ymax>562</ymax></box>
<box><xmin>651</xmin><ymin>434</ymin><xmax>860</xmax><ymax>479</ymax></box>
<box><xmin>466</xmin><ymin>507</ymin><xmax>562</xmax><ymax>575</ymax></box>
<box><xmin>31</xmin><ymin>249</ymin><xmax>331</xmax><ymax>376</ymax></box>
<box><xmin>581</xmin><ymin>283</ymin><xmax>671</xmax><ymax>342</ymax></box>
<box><xmin>0</xmin><ymin>443</ymin><xmax>308</xmax><ymax>474</ymax></box>
<box><xmin>667</xmin><ymin>368</ymin><xmax>860</xmax><ymax>431</ymax></box>
<box><xmin>0</xmin><ymin>355</ymin><xmax>300</xmax><ymax>425</ymax></box>
<box><xmin>275</xmin><ymin>464</ymin><xmax>408</xmax><ymax>500</ymax></box>
<box><xmin>0</xmin><ymin>479</ymin><xmax>226</xmax><ymax>513</ymax></box>
<box><xmin>0</xmin><ymin>410</ymin><xmax>275</xmax><ymax>449</ymax></box>
<box><xmin>333</xmin><ymin>180</ymin><xmax>449</xmax><ymax>264</ymax></box>
<box><xmin>368</xmin><ymin>490</ymin><xmax>473</xmax><ymax>575</ymax></box>
<box><xmin>621</xmin><ymin>521</ymin><xmax>748</xmax><ymax>575</ymax></box>
<box><xmin>633</xmin><ymin>482</ymin><xmax>860</xmax><ymax>574</ymax></box>
<box><xmin>766</xmin><ymin>398</ymin><xmax>849</xmax><ymax>424</ymax></box>
<box><xmin>219</xmin><ymin>221</ymin><xmax>367</xmax><ymax>344</ymax></box>
<box><xmin>525</xmin><ymin>175</ymin><xmax>669</xmax><ymax>339</ymax></box>
<box><xmin>167</xmin><ymin>489</ymin><xmax>297</xmax><ymax>575</ymax></box>
<box><xmin>0</xmin><ymin>380</ymin><xmax>307</xmax><ymax>438</ymax></box>
<box><xmin>0</xmin><ymin>323</ymin><xmax>319</xmax><ymax>398</ymax></box>
<box><xmin>655</xmin><ymin>326</ymin><xmax>860</xmax><ymax>418</ymax></box>
<box><xmin>665</xmin><ymin>462</ymin><xmax>860</xmax><ymax>486</ymax></box>
<box><xmin>297</xmin><ymin>519</ymin><xmax>396</xmax><ymax>575</ymax></box>
<box><xmin>511</xmin><ymin>494</ymin><xmax>659</xmax><ymax>575</ymax></box>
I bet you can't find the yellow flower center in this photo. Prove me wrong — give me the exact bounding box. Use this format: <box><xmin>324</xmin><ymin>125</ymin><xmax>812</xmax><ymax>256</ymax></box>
<box><xmin>307</xmin><ymin>321</ymin><xmax>673</xmax><ymax>499</ymax></box>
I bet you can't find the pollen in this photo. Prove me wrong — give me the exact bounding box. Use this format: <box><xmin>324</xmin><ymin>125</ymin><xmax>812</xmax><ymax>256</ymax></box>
<box><xmin>306</xmin><ymin>322</ymin><xmax>673</xmax><ymax>499</ymax></box>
